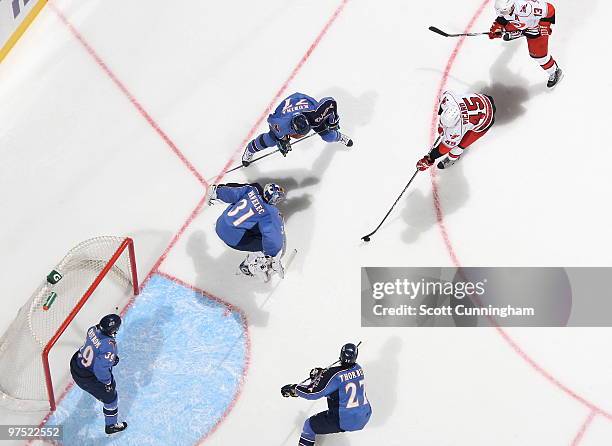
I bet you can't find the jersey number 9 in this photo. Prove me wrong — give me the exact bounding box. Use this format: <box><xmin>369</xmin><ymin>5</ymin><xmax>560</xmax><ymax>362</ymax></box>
<box><xmin>80</xmin><ymin>345</ymin><xmax>94</xmax><ymax>368</ymax></box>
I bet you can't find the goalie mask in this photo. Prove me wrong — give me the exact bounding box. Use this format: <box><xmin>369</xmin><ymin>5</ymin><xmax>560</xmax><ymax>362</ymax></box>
<box><xmin>263</xmin><ymin>183</ymin><xmax>286</xmax><ymax>206</ymax></box>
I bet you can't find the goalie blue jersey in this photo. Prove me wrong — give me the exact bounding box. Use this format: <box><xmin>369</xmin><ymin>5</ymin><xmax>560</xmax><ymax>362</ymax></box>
<box><xmin>215</xmin><ymin>183</ymin><xmax>285</xmax><ymax>257</ymax></box>
<box><xmin>296</xmin><ymin>363</ymin><xmax>372</xmax><ymax>431</ymax></box>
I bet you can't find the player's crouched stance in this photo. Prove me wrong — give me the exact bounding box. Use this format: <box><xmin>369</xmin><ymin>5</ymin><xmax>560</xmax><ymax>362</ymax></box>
<box><xmin>242</xmin><ymin>92</ymin><xmax>353</xmax><ymax>167</ymax></box>
<box><xmin>208</xmin><ymin>182</ymin><xmax>286</xmax><ymax>282</ymax></box>
<box><xmin>417</xmin><ymin>90</ymin><xmax>496</xmax><ymax>171</ymax></box>
<box><xmin>281</xmin><ymin>344</ymin><xmax>372</xmax><ymax>446</ymax></box>
<box><xmin>490</xmin><ymin>0</ymin><xmax>562</xmax><ymax>88</ymax></box>
<box><xmin>70</xmin><ymin>314</ymin><xmax>127</xmax><ymax>435</ymax></box>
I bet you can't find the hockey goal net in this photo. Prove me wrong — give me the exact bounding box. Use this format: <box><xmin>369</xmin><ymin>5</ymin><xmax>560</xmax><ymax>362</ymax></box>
<box><xmin>0</xmin><ymin>237</ymin><xmax>138</xmax><ymax>411</ymax></box>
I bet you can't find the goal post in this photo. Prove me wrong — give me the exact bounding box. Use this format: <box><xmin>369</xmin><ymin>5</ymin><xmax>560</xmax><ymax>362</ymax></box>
<box><xmin>0</xmin><ymin>237</ymin><xmax>139</xmax><ymax>411</ymax></box>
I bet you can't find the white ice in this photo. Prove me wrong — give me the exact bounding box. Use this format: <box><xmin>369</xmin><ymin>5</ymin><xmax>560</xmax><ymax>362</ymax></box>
<box><xmin>1</xmin><ymin>0</ymin><xmax>611</xmax><ymax>444</ymax></box>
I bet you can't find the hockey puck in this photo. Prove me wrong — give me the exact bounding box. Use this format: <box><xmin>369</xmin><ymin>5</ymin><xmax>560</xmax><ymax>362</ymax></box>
<box><xmin>362</xmin><ymin>236</ymin><xmax>371</xmax><ymax>242</ymax></box>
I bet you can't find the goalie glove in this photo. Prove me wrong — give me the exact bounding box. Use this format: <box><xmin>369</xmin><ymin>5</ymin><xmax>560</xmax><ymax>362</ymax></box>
<box><xmin>206</xmin><ymin>184</ymin><xmax>218</xmax><ymax>206</ymax></box>
<box><xmin>281</xmin><ymin>384</ymin><xmax>298</xmax><ymax>398</ymax></box>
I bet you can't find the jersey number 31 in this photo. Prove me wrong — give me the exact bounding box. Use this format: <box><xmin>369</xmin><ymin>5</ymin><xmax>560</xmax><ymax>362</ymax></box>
<box><xmin>228</xmin><ymin>199</ymin><xmax>255</xmax><ymax>227</ymax></box>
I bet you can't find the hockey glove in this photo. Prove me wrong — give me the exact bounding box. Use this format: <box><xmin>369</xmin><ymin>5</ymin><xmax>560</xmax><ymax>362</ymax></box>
<box><xmin>489</xmin><ymin>22</ymin><xmax>504</xmax><ymax>39</ymax></box>
<box><xmin>309</xmin><ymin>367</ymin><xmax>324</xmax><ymax>381</ymax></box>
<box><xmin>416</xmin><ymin>156</ymin><xmax>434</xmax><ymax>171</ymax></box>
<box><xmin>113</xmin><ymin>355</ymin><xmax>120</xmax><ymax>366</ymax></box>
<box><xmin>281</xmin><ymin>384</ymin><xmax>298</xmax><ymax>398</ymax></box>
<box><xmin>503</xmin><ymin>30</ymin><xmax>522</xmax><ymax>41</ymax></box>
<box><xmin>277</xmin><ymin>137</ymin><xmax>292</xmax><ymax>156</ymax></box>
<box><xmin>539</xmin><ymin>24</ymin><xmax>552</xmax><ymax>37</ymax></box>
<box><xmin>206</xmin><ymin>185</ymin><xmax>218</xmax><ymax>206</ymax></box>
<box><xmin>104</xmin><ymin>382</ymin><xmax>114</xmax><ymax>393</ymax></box>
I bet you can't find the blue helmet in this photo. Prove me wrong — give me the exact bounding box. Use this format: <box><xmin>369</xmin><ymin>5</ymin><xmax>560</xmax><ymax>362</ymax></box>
<box><xmin>290</xmin><ymin>113</ymin><xmax>311</xmax><ymax>135</ymax></box>
<box><xmin>99</xmin><ymin>314</ymin><xmax>122</xmax><ymax>337</ymax></box>
<box><xmin>263</xmin><ymin>183</ymin><xmax>286</xmax><ymax>206</ymax></box>
<box><xmin>340</xmin><ymin>343</ymin><xmax>358</xmax><ymax>366</ymax></box>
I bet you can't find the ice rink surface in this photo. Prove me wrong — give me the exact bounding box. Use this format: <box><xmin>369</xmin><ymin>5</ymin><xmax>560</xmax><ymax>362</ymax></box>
<box><xmin>1</xmin><ymin>0</ymin><xmax>611</xmax><ymax>444</ymax></box>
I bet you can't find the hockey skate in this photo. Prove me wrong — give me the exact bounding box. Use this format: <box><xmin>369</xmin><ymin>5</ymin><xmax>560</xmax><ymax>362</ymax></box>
<box><xmin>238</xmin><ymin>259</ymin><xmax>254</xmax><ymax>277</ymax></box>
<box><xmin>105</xmin><ymin>422</ymin><xmax>128</xmax><ymax>435</ymax></box>
<box><xmin>338</xmin><ymin>133</ymin><xmax>353</xmax><ymax>147</ymax></box>
<box><xmin>437</xmin><ymin>154</ymin><xmax>460</xmax><ymax>169</ymax></box>
<box><xmin>241</xmin><ymin>148</ymin><xmax>254</xmax><ymax>167</ymax></box>
<box><xmin>547</xmin><ymin>67</ymin><xmax>563</xmax><ymax>88</ymax></box>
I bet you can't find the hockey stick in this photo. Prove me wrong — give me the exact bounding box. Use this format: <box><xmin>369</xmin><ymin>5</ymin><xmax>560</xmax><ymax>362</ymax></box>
<box><xmin>428</xmin><ymin>26</ymin><xmax>490</xmax><ymax>38</ymax></box>
<box><xmin>298</xmin><ymin>341</ymin><xmax>363</xmax><ymax>386</ymax></box>
<box><xmin>361</xmin><ymin>136</ymin><xmax>441</xmax><ymax>242</ymax></box>
<box><xmin>225</xmin><ymin>128</ymin><xmax>328</xmax><ymax>174</ymax></box>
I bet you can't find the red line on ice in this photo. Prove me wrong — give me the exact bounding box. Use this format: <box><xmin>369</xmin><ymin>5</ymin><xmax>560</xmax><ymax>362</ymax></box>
<box><xmin>431</xmin><ymin>0</ymin><xmax>612</xmax><ymax>432</ymax></box>
<box><xmin>49</xmin><ymin>2</ymin><xmax>208</xmax><ymax>189</ymax></box>
<box><xmin>38</xmin><ymin>1</ymin><xmax>350</xmax><ymax>443</ymax></box>
<box><xmin>571</xmin><ymin>411</ymin><xmax>598</xmax><ymax>446</ymax></box>
<box><xmin>212</xmin><ymin>0</ymin><xmax>350</xmax><ymax>183</ymax></box>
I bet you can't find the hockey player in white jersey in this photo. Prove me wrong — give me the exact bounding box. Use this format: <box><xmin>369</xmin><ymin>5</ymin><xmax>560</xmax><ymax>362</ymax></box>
<box><xmin>489</xmin><ymin>0</ymin><xmax>562</xmax><ymax>88</ymax></box>
<box><xmin>416</xmin><ymin>91</ymin><xmax>496</xmax><ymax>170</ymax></box>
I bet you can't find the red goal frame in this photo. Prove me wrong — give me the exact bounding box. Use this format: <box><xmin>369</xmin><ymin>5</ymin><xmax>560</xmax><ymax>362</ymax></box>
<box><xmin>41</xmin><ymin>237</ymin><xmax>139</xmax><ymax>411</ymax></box>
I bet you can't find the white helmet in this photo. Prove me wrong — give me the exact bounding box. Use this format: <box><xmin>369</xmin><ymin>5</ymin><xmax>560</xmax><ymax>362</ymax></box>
<box><xmin>495</xmin><ymin>0</ymin><xmax>514</xmax><ymax>16</ymax></box>
<box><xmin>440</xmin><ymin>105</ymin><xmax>460</xmax><ymax>128</ymax></box>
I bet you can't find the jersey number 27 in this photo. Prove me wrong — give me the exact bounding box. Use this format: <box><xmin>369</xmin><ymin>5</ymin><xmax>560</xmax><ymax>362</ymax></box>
<box><xmin>345</xmin><ymin>380</ymin><xmax>368</xmax><ymax>409</ymax></box>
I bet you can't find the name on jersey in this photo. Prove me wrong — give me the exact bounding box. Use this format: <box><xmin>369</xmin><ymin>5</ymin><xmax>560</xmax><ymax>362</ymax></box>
<box><xmin>87</xmin><ymin>327</ymin><xmax>102</xmax><ymax>349</ymax></box>
<box><xmin>283</xmin><ymin>104</ymin><xmax>310</xmax><ymax>114</ymax></box>
<box><xmin>282</xmin><ymin>98</ymin><xmax>310</xmax><ymax>115</ymax></box>
<box><xmin>339</xmin><ymin>368</ymin><xmax>364</xmax><ymax>383</ymax></box>
<box><xmin>458</xmin><ymin>102</ymin><xmax>470</xmax><ymax>125</ymax></box>
<box><xmin>248</xmin><ymin>191</ymin><xmax>265</xmax><ymax>215</ymax></box>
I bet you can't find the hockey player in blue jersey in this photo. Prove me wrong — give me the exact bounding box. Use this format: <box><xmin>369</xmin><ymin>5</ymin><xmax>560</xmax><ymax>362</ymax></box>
<box><xmin>241</xmin><ymin>92</ymin><xmax>354</xmax><ymax>167</ymax></box>
<box><xmin>281</xmin><ymin>343</ymin><xmax>372</xmax><ymax>446</ymax></box>
<box><xmin>69</xmin><ymin>314</ymin><xmax>127</xmax><ymax>435</ymax></box>
<box><xmin>207</xmin><ymin>182</ymin><xmax>287</xmax><ymax>281</ymax></box>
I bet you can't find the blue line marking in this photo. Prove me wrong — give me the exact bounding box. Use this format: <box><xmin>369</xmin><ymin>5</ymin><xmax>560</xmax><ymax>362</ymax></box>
<box><xmin>47</xmin><ymin>274</ymin><xmax>248</xmax><ymax>445</ymax></box>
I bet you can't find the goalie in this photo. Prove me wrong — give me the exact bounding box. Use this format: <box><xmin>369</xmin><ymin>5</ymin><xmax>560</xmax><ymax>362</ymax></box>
<box><xmin>208</xmin><ymin>182</ymin><xmax>286</xmax><ymax>282</ymax></box>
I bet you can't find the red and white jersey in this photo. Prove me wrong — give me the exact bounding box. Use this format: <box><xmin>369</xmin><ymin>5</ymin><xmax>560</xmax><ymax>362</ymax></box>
<box><xmin>437</xmin><ymin>91</ymin><xmax>495</xmax><ymax>149</ymax></box>
<box><xmin>500</xmin><ymin>0</ymin><xmax>552</xmax><ymax>35</ymax></box>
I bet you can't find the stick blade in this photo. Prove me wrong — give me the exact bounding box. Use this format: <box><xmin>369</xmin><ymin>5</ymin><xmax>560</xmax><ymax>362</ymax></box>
<box><xmin>428</xmin><ymin>26</ymin><xmax>450</xmax><ymax>37</ymax></box>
